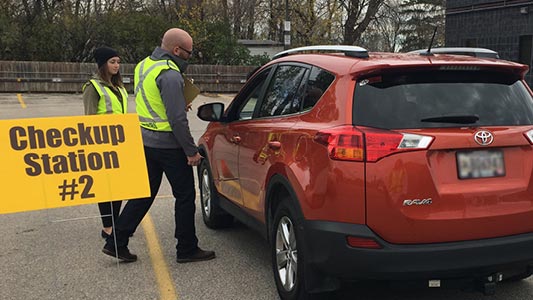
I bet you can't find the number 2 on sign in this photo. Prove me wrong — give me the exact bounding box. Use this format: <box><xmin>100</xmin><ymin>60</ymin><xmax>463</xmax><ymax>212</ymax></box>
<box><xmin>58</xmin><ymin>175</ymin><xmax>95</xmax><ymax>201</ymax></box>
<box><xmin>79</xmin><ymin>175</ymin><xmax>95</xmax><ymax>199</ymax></box>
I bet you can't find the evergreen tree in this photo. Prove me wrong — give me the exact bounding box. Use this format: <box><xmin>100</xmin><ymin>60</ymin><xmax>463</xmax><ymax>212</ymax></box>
<box><xmin>398</xmin><ymin>0</ymin><xmax>445</xmax><ymax>52</ymax></box>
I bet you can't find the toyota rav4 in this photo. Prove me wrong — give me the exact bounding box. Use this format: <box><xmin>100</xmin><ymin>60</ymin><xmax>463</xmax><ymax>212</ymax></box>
<box><xmin>196</xmin><ymin>45</ymin><xmax>533</xmax><ymax>299</ymax></box>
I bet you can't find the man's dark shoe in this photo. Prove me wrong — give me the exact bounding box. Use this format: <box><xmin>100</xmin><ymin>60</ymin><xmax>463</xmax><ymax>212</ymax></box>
<box><xmin>102</xmin><ymin>245</ymin><xmax>137</xmax><ymax>262</ymax></box>
<box><xmin>176</xmin><ymin>248</ymin><xmax>216</xmax><ymax>263</ymax></box>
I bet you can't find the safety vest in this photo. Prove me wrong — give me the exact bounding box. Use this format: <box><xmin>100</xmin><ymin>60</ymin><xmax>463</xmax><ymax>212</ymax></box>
<box><xmin>134</xmin><ymin>57</ymin><xmax>181</xmax><ymax>131</ymax></box>
<box><xmin>83</xmin><ymin>79</ymin><xmax>128</xmax><ymax>114</ymax></box>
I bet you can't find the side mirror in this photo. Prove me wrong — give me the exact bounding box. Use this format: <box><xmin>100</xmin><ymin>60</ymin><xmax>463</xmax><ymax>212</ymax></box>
<box><xmin>197</xmin><ymin>102</ymin><xmax>225</xmax><ymax>122</ymax></box>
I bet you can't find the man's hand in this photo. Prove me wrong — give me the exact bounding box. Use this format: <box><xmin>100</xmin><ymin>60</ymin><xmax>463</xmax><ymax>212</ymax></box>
<box><xmin>187</xmin><ymin>152</ymin><xmax>203</xmax><ymax>166</ymax></box>
<box><xmin>186</xmin><ymin>103</ymin><xmax>193</xmax><ymax>112</ymax></box>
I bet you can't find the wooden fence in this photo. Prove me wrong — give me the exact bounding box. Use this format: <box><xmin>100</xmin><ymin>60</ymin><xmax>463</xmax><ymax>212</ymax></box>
<box><xmin>0</xmin><ymin>61</ymin><xmax>257</xmax><ymax>93</ymax></box>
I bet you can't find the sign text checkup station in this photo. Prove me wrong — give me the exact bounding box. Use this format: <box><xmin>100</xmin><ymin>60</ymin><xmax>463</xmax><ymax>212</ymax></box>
<box><xmin>0</xmin><ymin>114</ymin><xmax>150</xmax><ymax>214</ymax></box>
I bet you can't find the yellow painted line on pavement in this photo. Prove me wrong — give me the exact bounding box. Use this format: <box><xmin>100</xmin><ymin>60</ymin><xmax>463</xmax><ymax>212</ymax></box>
<box><xmin>141</xmin><ymin>213</ymin><xmax>178</xmax><ymax>300</ymax></box>
<box><xmin>17</xmin><ymin>93</ymin><xmax>27</xmax><ymax>108</ymax></box>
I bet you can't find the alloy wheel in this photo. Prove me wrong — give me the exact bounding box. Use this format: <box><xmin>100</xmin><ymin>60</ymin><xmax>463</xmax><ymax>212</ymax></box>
<box><xmin>200</xmin><ymin>167</ymin><xmax>211</xmax><ymax>218</ymax></box>
<box><xmin>275</xmin><ymin>216</ymin><xmax>298</xmax><ymax>291</ymax></box>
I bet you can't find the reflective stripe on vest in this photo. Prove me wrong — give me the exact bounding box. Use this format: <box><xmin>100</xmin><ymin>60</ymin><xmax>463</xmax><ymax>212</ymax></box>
<box><xmin>86</xmin><ymin>79</ymin><xmax>128</xmax><ymax>114</ymax></box>
<box><xmin>134</xmin><ymin>58</ymin><xmax>180</xmax><ymax>131</ymax></box>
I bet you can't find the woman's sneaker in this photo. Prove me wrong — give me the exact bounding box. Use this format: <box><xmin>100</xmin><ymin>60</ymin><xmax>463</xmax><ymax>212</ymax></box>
<box><xmin>102</xmin><ymin>245</ymin><xmax>137</xmax><ymax>262</ymax></box>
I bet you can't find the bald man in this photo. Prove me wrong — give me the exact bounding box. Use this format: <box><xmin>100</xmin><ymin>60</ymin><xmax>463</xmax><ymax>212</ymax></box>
<box><xmin>102</xmin><ymin>28</ymin><xmax>215</xmax><ymax>263</ymax></box>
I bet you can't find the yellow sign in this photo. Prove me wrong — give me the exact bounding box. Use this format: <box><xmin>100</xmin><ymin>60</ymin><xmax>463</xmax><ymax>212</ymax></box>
<box><xmin>0</xmin><ymin>114</ymin><xmax>150</xmax><ymax>214</ymax></box>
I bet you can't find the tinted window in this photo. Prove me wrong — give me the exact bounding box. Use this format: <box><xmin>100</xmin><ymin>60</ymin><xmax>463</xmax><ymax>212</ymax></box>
<box><xmin>232</xmin><ymin>69</ymin><xmax>270</xmax><ymax>120</ymax></box>
<box><xmin>302</xmin><ymin>67</ymin><xmax>335</xmax><ymax>111</ymax></box>
<box><xmin>353</xmin><ymin>70</ymin><xmax>533</xmax><ymax>129</ymax></box>
<box><xmin>258</xmin><ymin>65</ymin><xmax>307</xmax><ymax>117</ymax></box>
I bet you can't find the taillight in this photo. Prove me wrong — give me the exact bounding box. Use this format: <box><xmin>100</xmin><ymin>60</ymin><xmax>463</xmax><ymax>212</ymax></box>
<box><xmin>524</xmin><ymin>129</ymin><xmax>533</xmax><ymax>144</ymax></box>
<box><xmin>314</xmin><ymin>127</ymin><xmax>365</xmax><ymax>161</ymax></box>
<box><xmin>314</xmin><ymin>126</ymin><xmax>433</xmax><ymax>162</ymax></box>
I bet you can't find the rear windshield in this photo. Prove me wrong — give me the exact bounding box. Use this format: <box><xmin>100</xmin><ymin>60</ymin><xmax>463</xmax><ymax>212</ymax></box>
<box><xmin>353</xmin><ymin>70</ymin><xmax>533</xmax><ymax>129</ymax></box>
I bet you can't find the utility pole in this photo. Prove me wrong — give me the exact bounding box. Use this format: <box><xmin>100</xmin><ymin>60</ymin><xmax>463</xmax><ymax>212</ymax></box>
<box><xmin>283</xmin><ymin>0</ymin><xmax>291</xmax><ymax>50</ymax></box>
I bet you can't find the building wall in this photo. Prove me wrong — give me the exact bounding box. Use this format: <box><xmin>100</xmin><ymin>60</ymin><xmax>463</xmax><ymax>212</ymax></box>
<box><xmin>445</xmin><ymin>0</ymin><xmax>533</xmax><ymax>86</ymax></box>
<box><xmin>248</xmin><ymin>46</ymin><xmax>285</xmax><ymax>58</ymax></box>
<box><xmin>238</xmin><ymin>39</ymin><xmax>285</xmax><ymax>59</ymax></box>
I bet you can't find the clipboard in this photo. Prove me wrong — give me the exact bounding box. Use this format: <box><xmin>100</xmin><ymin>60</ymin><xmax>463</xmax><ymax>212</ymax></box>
<box><xmin>183</xmin><ymin>75</ymin><xmax>200</xmax><ymax>105</ymax></box>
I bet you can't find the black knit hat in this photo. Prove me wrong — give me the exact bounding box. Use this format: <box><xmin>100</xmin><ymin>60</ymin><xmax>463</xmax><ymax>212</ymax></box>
<box><xmin>94</xmin><ymin>46</ymin><xmax>119</xmax><ymax>68</ymax></box>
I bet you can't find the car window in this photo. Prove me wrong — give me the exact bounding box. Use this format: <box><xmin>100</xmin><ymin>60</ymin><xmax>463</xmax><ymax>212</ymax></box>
<box><xmin>238</xmin><ymin>84</ymin><xmax>262</xmax><ymax>120</ymax></box>
<box><xmin>353</xmin><ymin>70</ymin><xmax>533</xmax><ymax>129</ymax></box>
<box><xmin>302</xmin><ymin>67</ymin><xmax>335</xmax><ymax>111</ymax></box>
<box><xmin>257</xmin><ymin>65</ymin><xmax>307</xmax><ymax>117</ymax></box>
<box><xmin>233</xmin><ymin>69</ymin><xmax>270</xmax><ymax>120</ymax></box>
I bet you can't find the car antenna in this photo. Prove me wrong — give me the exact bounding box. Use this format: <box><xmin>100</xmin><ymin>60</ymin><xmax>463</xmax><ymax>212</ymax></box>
<box><xmin>420</xmin><ymin>26</ymin><xmax>438</xmax><ymax>56</ymax></box>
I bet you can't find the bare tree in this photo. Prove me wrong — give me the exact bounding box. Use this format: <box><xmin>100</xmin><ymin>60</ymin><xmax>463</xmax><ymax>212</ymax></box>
<box><xmin>362</xmin><ymin>0</ymin><xmax>405</xmax><ymax>51</ymax></box>
<box><xmin>341</xmin><ymin>0</ymin><xmax>383</xmax><ymax>45</ymax></box>
<box><xmin>292</xmin><ymin>0</ymin><xmax>340</xmax><ymax>45</ymax></box>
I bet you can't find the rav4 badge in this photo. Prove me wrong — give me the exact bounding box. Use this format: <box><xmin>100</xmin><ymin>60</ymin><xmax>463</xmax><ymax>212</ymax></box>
<box><xmin>403</xmin><ymin>198</ymin><xmax>433</xmax><ymax>206</ymax></box>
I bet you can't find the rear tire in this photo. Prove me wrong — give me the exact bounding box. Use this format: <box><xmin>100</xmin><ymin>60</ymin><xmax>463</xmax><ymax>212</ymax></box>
<box><xmin>271</xmin><ymin>200</ymin><xmax>309</xmax><ymax>300</ymax></box>
<box><xmin>198</xmin><ymin>159</ymin><xmax>233</xmax><ymax>229</ymax></box>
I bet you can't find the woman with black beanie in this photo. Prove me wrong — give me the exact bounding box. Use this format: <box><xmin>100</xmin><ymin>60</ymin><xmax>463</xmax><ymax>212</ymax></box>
<box><xmin>82</xmin><ymin>46</ymin><xmax>128</xmax><ymax>239</ymax></box>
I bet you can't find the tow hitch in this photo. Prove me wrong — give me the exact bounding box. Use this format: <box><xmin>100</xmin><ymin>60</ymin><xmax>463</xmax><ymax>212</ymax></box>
<box><xmin>479</xmin><ymin>273</ymin><xmax>503</xmax><ymax>296</ymax></box>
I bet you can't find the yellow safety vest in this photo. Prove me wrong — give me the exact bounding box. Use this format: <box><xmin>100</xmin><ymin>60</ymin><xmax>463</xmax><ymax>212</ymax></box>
<box><xmin>83</xmin><ymin>79</ymin><xmax>128</xmax><ymax>114</ymax></box>
<box><xmin>134</xmin><ymin>57</ymin><xmax>180</xmax><ymax>131</ymax></box>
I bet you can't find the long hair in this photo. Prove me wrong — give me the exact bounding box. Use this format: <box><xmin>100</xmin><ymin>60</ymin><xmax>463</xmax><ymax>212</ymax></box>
<box><xmin>97</xmin><ymin>64</ymin><xmax>124</xmax><ymax>88</ymax></box>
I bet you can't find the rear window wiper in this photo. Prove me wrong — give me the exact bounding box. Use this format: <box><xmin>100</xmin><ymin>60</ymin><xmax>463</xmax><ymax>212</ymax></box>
<box><xmin>420</xmin><ymin>114</ymin><xmax>479</xmax><ymax>124</ymax></box>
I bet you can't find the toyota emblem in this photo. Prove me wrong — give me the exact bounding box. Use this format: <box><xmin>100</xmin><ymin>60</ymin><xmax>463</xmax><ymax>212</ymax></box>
<box><xmin>474</xmin><ymin>130</ymin><xmax>494</xmax><ymax>146</ymax></box>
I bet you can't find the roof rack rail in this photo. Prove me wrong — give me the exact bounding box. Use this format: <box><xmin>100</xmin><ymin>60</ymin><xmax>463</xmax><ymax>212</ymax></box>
<box><xmin>272</xmin><ymin>45</ymin><xmax>369</xmax><ymax>59</ymax></box>
<box><xmin>408</xmin><ymin>47</ymin><xmax>499</xmax><ymax>59</ymax></box>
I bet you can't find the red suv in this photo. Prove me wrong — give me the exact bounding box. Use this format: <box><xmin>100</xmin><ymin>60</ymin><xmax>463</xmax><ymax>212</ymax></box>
<box><xmin>196</xmin><ymin>46</ymin><xmax>533</xmax><ymax>299</ymax></box>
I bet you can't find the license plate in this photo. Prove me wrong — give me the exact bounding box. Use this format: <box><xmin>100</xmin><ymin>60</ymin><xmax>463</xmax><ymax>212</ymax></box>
<box><xmin>456</xmin><ymin>150</ymin><xmax>505</xmax><ymax>179</ymax></box>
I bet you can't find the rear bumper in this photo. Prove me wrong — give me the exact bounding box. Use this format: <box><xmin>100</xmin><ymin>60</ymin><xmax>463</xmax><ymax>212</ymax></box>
<box><xmin>303</xmin><ymin>221</ymin><xmax>533</xmax><ymax>280</ymax></box>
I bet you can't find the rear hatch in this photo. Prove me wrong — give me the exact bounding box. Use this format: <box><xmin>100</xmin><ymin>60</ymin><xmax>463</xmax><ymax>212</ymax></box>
<box><xmin>353</xmin><ymin>68</ymin><xmax>533</xmax><ymax>244</ymax></box>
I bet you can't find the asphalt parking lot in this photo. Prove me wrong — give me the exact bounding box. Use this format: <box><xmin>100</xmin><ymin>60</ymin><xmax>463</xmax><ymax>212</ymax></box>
<box><xmin>0</xmin><ymin>93</ymin><xmax>532</xmax><ymax>300</ymax></box>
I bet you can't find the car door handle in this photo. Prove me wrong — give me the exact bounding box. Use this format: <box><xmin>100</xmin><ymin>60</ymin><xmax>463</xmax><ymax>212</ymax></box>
<box><xmin>230</xmin><ymin>135</ymin><xmax>241</xmax><ymax>144</ymax></box>
<box><xmin>268</xmin><ymin>141</ymin><xmax>281</xmax><ymax>150</ymax></box>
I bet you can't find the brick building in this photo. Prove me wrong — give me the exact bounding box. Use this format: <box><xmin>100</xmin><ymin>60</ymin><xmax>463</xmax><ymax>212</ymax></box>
<box><xmin>446</xmin><ymin>0</ymin><xmax>533</xmax><ymax>86</ymax></box>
